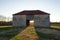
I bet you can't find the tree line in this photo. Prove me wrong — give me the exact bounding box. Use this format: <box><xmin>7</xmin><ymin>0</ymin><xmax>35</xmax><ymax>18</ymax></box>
<box><xmin>0</xmin><ymin>21</ymin><xmax>12</xmax><ymax>26</ymax></box>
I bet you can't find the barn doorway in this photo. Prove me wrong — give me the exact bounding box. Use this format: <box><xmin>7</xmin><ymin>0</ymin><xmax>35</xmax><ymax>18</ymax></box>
<box><xmin>26</xmin><ymin>20</ymin><xmax>34</xmax><ymax>26</ymax></box>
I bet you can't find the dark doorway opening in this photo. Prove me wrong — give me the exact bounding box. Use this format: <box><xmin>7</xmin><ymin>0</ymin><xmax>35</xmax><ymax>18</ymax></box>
<box><xmin>26</xmin><ymin>20</ymin><xmax>30</xmax><ymax>26</ymax></box>
<box><xmin>26</xmin><ymin>20</ymin><xmax>34</xmax><ymax>26</ymax></box>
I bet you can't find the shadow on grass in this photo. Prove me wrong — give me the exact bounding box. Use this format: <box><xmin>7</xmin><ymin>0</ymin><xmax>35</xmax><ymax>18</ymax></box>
<box><xmin>34</xmin><ymin>27</ymin><xmax>60</xmax><ymax>40</ymax></box>
<box><xmin>0</xmin><ymin>26</ymin><xmax>28</xmax><ymax>40</ymax></box>
<box><xmin>0</xmin><ymin>26</ymin><xmax>60</xmax><ymax>40</ymax></box>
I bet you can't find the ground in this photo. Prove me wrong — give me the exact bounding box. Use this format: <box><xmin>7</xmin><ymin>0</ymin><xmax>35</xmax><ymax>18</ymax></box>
<box><xmin>0</xmin><ymin>25</ymin><xmax>60</xmax><ymax>40</ymax></box>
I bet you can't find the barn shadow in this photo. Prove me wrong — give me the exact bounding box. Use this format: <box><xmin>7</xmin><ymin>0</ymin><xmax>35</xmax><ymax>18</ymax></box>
<box><xmin>0</xmin><ymin>26</ymin><xmax>29</xmax><ymax>40</ymax></box>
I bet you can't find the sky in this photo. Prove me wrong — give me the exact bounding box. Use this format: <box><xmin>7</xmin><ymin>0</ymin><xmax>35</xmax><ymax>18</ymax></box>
<box><xmin>0</xmin><ymin>0</ymin><xmax>60</xmax><ymax>22</ymax></box>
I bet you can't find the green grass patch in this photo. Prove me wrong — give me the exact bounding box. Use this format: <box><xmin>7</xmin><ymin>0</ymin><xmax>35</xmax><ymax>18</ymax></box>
<box><xmin>0</xmin><ymin>26</ymin><xmax>12</xmax><ymax>28</ymax></box>
<box><xmin>50</xmin><ymin>26</ymin><xmax>60</xmax><ymax>31</ymax></box>
<box><xmin>51</xmin><ymin>26</ymin><xmax>60</xmax><ymax>29</ymax></box>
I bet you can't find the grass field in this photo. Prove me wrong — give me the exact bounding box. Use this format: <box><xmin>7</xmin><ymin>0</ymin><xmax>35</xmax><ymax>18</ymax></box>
<box><xmin>0</xmin><ymin>25</ymin><xmax>60</xmax><ymax>40</ymax></box>
<box><xmin>51</xmin><ymin>26</ymin><xmax>60</xmax><ymax>29</ymax></box>
<box><xmin>0</xmin><ymin>26</ymin><xmax>11</xmax><ymax>28</ymax></box>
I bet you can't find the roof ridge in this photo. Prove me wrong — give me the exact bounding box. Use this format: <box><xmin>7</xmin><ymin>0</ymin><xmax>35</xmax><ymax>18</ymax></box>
<box><xmin>13</xmin><ymin>10</ymin><xmax>50</xmax><ymax>15</ymax></box>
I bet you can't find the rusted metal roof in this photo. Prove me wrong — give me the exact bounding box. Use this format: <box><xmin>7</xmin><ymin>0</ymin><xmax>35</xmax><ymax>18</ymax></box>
<box><xmin>13</xmin><ymin>10</ymin><xmax>50</xmax><ymax>15</ymax></box>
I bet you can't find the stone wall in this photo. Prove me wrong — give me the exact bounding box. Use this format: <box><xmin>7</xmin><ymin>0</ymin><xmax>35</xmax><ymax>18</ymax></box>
<box><xmin>13</xmin><ymin>15</ymin><xmax>26</xmax><ymax>27</ymax></box>
<box><xmin>34</xmin><ymin>15</ymin><xmax>50</xmax><ymax>27</ymax></box>
<box><xmin>13</xmin><ymin>14</ymin><xmax>50</xmax><ymax>27</ymax></box>
<box><xmin>26</xmin><ymin>15</ymin><xmax>34</xmax><ymax>20</ymax></box>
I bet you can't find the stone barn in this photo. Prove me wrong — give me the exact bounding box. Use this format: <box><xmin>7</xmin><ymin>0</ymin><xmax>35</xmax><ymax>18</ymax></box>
<box><xmin>13</xmin><ymin>10</ymin><xmax>50</xmax><ymax>27</ymax></box>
